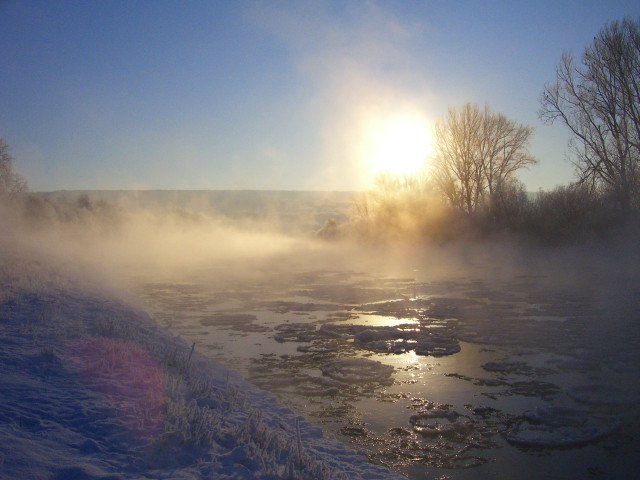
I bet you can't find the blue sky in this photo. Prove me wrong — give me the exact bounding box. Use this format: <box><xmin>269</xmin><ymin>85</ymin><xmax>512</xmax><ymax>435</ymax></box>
<box><xmin>1</xmin><ymin>1</ymin><xmax>639</xmax><ymax>191</ymax></box>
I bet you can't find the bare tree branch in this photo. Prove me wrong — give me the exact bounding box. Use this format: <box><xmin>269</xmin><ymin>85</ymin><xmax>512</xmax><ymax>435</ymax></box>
<box><xmin>432</xmin><ymin>103</ymin><xmax>535</xmax><ymax>213</ymax></box>
<box><xmin>540</xmin><ymin>17</ymin><xmax>640</xmax><ymax>211</ymax></box>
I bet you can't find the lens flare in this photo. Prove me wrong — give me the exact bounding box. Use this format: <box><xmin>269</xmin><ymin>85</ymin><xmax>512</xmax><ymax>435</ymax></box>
<box><xmin>69</xmin><ymin>337</ymin><xmax>166</xmax><ymax>435</ymax></box>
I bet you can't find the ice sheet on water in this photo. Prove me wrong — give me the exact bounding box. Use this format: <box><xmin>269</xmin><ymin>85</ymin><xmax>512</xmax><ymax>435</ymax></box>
<box><xmin>358</xmin><ymin>298</ymin><xmax>433</xmax><ymax>318</ymax></box>
<box><xmin>395</xmin><ymin>400</ymin><xmax>503</xmax><ymax>469</ymax></box>
<box><xmin>410</xmin><ymin>403</ymin><xmax>460</xmax><ymax>425</ymax></box>
<box><xmin>413</xmin><ymin>334</ymin><xmax>461</xmax><ymax>356</ymax></box>
<box><xmin>273</xmin><ymin>322</ymin><xmax>318</xmax><ymax>342</ymax></box>
<box><xmin>321</xmin><ymin>357</ymin><xmax>394</xmax><ymax>385</ymax></box>
<box><xmin>567</xmin><ymin>384</ymin><xmax>637</xmax><ymax>405</ymax></box>
<box><xmin>319</xmin><ymin>323</ymin><xmax>461</xmax><ymax>356</ymax></box>
<box><xmin>296</xmin><ymin>338</ymin><xmax>340</xmax><ymax>354</ymax></box>
<box><xmin>481</xmin><ymin>361</ymin><xmax>554</xmax><ymax>377</ymax></box>
<box><xmin>265</xmin><ymin>300</ymin><xmax>342</xmax><ymax>314</ymax></box>
<box><xmin>506</xmin><ymin>406</ymin><xmax>621</xmax><ymax>448</ymax></box>
<box><xmin>200</xmin><ymin>313</ymin><xmax>270</xmax><ymax>332</ymax></box>
<box><xmin>318</xmin><ymin>322</ymin><xmax>363</xmax><ymax>337</ymax></box>
<box><xmin>252</xmin><ymin>373</ymin><xmax>340</xmax><ymax>397</ymax></box>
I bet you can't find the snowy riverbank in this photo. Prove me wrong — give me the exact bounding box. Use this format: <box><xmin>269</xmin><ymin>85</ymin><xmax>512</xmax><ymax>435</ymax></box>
<box><xmin>0</xmin><ymin>243</ymin><xmax>403</xmax><ymax>480</ymax></box>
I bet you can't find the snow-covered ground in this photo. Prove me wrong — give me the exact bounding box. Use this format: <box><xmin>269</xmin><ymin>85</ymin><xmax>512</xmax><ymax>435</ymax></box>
<box><xmin>0</xmin><ymin>238</ymin><xmax>403</xmax><ymax>480</ymax></box>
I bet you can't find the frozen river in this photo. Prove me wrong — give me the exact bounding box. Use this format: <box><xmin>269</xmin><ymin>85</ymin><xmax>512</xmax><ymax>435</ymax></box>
<box><xmin>132</xmin><ymin>249</ymin><xmax>640</xmax><ymax>479</ymax></box>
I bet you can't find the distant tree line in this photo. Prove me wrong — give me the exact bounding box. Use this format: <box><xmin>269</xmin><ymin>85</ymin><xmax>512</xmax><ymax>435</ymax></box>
<box><xmin>350</xmin><ymin>17</ymin><xmax>640</xmax><ymax>245</ymax></box>
<box><xmin>0</xmin><ymin>139</ymin><xmax>27</xmax><ymax>196</ymax></box>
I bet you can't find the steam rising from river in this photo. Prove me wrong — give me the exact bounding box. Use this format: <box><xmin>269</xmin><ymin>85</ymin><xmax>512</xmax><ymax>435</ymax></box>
<box><xmin>1</xmin><ymin>191</ymin><xmax>343</xmax><ymax>277</ymax></box>
<box><xmin>2</xmin><ymin>189</ymin><xmax>639</xmax><ymax>312</ymax></box>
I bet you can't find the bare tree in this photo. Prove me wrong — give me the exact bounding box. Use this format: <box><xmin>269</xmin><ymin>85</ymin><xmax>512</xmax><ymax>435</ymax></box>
<box><xmin>432</xmin><ymin>103</ymin><xmax>485</xmax><ymax>213</ymax></box>
<box><xmin>540</xmin><ymin>17</ymin><xmax>640</xmax><ymax>211</ymax></box>
<box><xmin>481</xmin><ymin>110</ymin><xmax>536</xmax><ymax>196</ymax></box>
<box><xmin>0</xmin><ymin>139</ymin><xmax>27</xmax><ymax>196</ymax></box>
<box><xmin>432</xmin><ymin>103</ymin><xmax>535</xmax><ymax>213</ymax></box>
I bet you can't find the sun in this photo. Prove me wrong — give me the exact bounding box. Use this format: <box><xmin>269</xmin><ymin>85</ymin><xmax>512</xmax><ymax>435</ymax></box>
<box><xmin>361</xmin><ymin>113</ymin><xmax>433</xmax><ymax>179</ymax></box>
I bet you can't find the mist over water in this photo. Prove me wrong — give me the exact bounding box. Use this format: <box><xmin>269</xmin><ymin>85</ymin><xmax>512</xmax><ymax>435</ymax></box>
<box><xmin>3</xmin><ymin>190</ymin><xmax>640</xmax><ymax>479</ymax></box>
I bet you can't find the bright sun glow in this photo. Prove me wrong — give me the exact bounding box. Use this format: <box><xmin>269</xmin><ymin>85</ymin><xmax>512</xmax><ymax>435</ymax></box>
<box><xmin>360</xmin><ymin>113</ymin><xmax>433</xmax><ymax>179</ymax></box>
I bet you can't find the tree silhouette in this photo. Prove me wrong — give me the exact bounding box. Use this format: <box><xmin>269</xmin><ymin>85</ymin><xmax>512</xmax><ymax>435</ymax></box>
<box><xmin>0</xmin><ymin>139</ymin><xmax>27</xmax><ymax>196</ymax></box>
<box><xmin>432</xmin><ymin>103</ymin><xmax>535</xmax><ymax>213</ymax></box>
<box><xmin>540</xmin><ymin>17</ymin><xmax>640</xmax><ymax>212</ymax></box>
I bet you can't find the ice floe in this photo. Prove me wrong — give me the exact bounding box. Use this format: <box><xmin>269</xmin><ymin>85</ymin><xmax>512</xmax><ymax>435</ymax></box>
<box><xmin>273</xmin><ymin>322</ymin><xmax>318</xmax><ymax>342</ymax></box>
<box><xmin>321</xmin><ymin>358</ymin><xmax>394</xmax><ymax>385</ymax></box>
<box><xmin>566</xmin><ymin>384</ymin><xmax>637</xmax><ymax>406</ymax></box>
<box><xmin>296</xmin><ymin>339</ymin><xmax>340</xmax><ymax>354</ymax></box>
<box><xmin>199</xmin><ymin>313</ymin><xmax>270</xmax><ymax>332</ymax></box>
<box><xmin>506</xmin><ymin>406</ymin><xmax>621</xmax><ymax>448</ymax></box>
<box><xmin>319</xmin><ymin>323</ymin><xmax>461</xmax><ymax>356</ymax></box>
<box><xmin>481</xmin><ymin>361</ymin><xmax>554</xmax><ymax>377</ymax></box>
